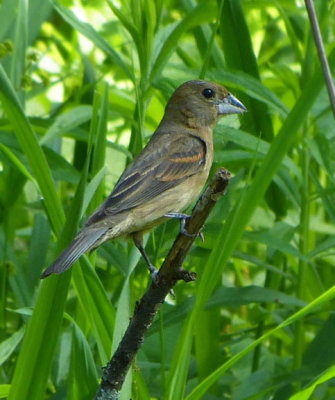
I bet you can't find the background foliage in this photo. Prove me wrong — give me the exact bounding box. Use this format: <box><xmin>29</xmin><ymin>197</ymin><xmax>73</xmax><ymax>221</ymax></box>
<box><xmin>0</xmin><ymin>0</ymin><xmax>335</xmax><ymax>399</ymax></box>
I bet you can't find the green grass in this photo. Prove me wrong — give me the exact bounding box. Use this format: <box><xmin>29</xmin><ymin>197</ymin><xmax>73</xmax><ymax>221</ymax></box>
<box><xmin>0</xmin><ymin>0</ymin><xmax>334</xmax><ymax>399</ymax></box>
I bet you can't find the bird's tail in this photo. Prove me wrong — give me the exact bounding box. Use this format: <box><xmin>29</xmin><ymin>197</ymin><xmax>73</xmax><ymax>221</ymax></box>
<box><xmin>40</xmin><ymin>227</ymin><xmax>108</xmax><ymax>279</ymax></box>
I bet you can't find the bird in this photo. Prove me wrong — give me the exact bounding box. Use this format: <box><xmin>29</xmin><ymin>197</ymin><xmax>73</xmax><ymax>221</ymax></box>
<box><xmin>41</xmin><ymin>80</ymin><xmax>246</xmax><ymax>279</ymax></box>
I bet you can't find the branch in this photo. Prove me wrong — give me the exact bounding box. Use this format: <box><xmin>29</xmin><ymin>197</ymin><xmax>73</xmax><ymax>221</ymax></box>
<box><xmin>305</xmin><ymin>0</ymin><xmax>335</xmax><ymax>118</ymax></box>
<box><xmin>94</xmin><ymin>168</ymin><xmax>231</xmax><ymax>400</ymax></box>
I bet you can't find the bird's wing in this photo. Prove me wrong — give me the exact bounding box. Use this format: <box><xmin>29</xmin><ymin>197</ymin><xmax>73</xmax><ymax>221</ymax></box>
<box><xmin>86</xmin><ymin>133</ymin><xmax>207</xmax><ymax>224</ymax></box>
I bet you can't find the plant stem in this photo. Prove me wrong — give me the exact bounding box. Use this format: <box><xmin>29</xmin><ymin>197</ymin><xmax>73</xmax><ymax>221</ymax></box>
<box><xmin>305</xmin><ymin>0</ymin><xmax>335</xmax><ymax>117</ymax></box>
<box><xmin>293</xmin><ymin>141</ymin><xmax>310</xmax><ymax>375</ymax></box>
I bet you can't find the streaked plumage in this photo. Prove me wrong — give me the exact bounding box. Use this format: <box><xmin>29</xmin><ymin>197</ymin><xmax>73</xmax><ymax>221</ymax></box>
<box><xmin>41</xmin><ymin>80</ymin><xmax>246</xmax><ymax>278</ymax></box>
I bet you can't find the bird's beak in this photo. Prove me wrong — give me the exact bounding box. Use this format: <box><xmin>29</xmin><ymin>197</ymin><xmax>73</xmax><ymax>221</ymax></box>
<box><xmin>218</xmin><ymin>93</ymin><xmax>247</xmax><ymax>115</ymax></box>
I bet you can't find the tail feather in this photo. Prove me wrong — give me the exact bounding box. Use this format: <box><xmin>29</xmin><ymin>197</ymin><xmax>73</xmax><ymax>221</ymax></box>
<box><xmin>41</xmin><ymin>227</ymin><xmax>108</xmax><ymax>279</ymax></box>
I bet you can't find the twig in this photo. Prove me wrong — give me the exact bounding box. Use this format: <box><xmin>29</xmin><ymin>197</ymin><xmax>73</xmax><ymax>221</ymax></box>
<box><xmin>94</xmin><ymin>168</ymin><xmax>231</xmax><ymax>400</ymax></box>
<box><xmin>305</xmin><ymin>0</ymin><xmax>335</xmax><ymax>117</ymax></box>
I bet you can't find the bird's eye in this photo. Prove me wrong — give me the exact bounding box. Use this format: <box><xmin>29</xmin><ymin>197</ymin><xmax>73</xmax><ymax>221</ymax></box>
<box><xmin>202</xmin><ymin>88</ymin><xmax>215</xmax><ymax>99</ymax></box>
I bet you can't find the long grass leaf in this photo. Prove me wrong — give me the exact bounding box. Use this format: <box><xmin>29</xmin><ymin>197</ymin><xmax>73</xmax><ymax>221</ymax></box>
<box><xmin>150</xmin><ymin>1</ymin><xmax>215</xmax><ymax>81</ymax></box>
<box><xmin>166</xmin><ymin>59</ymin><xmax>326</xmax><ymax>399</ymax></box>
<box><xmin>0</xmin><ymin>64</ymin><xmax>64</xmax><ymax>232</ymax></box>
<box><xmin>51</xmin><ymin>0</ymin><xmax>134</xmax><ymax>80</ymax></box>
<box><xmin>186</xmin><ymin>286</ymin><xmax>335</xmax><ymax>399</ymax></box>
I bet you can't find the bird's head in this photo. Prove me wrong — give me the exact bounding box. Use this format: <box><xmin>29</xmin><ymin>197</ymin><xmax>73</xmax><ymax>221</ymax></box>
<box><xmin>164</xmin><ymin>80</ymin><xmax>247</xmax><ymax>129</ymax></box>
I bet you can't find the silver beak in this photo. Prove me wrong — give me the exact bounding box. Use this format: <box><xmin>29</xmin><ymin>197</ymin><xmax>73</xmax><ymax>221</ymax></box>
<box><xmin>218</xmin><ymin>93</ymin><xmax>247</xmax><ymax>115</ymax></box>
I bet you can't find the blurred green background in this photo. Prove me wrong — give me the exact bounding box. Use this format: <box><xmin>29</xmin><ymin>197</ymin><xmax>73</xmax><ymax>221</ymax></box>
<box><xmin>0</xmin><ymin>0</ymin><xmax>335</xmax><ymax>399</ymax></box>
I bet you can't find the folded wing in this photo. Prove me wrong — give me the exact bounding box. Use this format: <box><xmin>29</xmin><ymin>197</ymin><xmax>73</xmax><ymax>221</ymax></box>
<box><xmin>86</xmin><ymin>132</ymin><xmax>207</xmax><ymax>224</ymax></box>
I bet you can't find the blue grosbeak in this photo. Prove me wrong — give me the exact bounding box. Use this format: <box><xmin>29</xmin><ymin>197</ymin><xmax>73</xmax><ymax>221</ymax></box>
<box><xmin>41</xmin><ymin>80</ymin><xmax>246</xmax><ymax>279</ymax></box>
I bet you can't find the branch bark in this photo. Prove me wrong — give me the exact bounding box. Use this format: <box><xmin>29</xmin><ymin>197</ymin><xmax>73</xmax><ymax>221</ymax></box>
<box><xmin>94</xmin><ymin>168</ymin><xmax>231</xmax><ymax>400</ymax></box>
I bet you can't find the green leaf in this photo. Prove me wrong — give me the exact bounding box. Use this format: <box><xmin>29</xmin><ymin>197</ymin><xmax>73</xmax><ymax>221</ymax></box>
<box><xmin>10</xmin><ymin>0</ymin><xmax>27</xmax><ymax>105</ymax></box>
<box><xmin>0</xmin><ymin>64</ymin><xmax>64</xmax><ymax>233</ymax></box>
<box><xmin>289</xmin><ymin>366</ymin><xmax>335</xmax><ymax>400</ymax></box>
<box><xmin>0</xmin><ymin>385</ymin><xmax>10</xmax><ymax>399</ymax></box>
<box><xmin>215</xmin><ymin>126</ymin><xmax>300</xmax><ymax>179</ymax></box>
<box><xmin>186</xmin><ymin>286</ymin><xmax>335</xmax><ymax>400</ymax></box>
<box><xmin>0</xmin><ymin>326</ymin><xmax>25</xmax><ymax>366</ymax></box>
<box><xmin>72</xmin><ymin>260</ymin><xmax>116</xmax><ymax>365</ymax></box>
<box><xmin>150</xmin><ymin>0</ymin><xmax>216</xmax><ymax>81</ymax></box>
<box><xmin>40</xmin><ymin>105</ymin><xmax>92</xmax><ymax>145</ymax></box>
<box><xmin>166</xmin><ymin>55</ymin><xmax>327</xmax><ymax>399</ymax></box>
<box><xmin>0</xmin><ymin>142</ymin><xmax>37</xmax><ymax>186</ymax></box>
<box><xmin>220</xmin><ymin>0</ymin><xmax>274</xmax><ymax>141</ymax></box>
<box><xmin>68</xmin><ymin>315</ymin><xmax>99</xmax><ymax>400</ymax></box>
<box><xmin>51</xmin><ymin>0</ymin><xmax>134</xmax><ymax>80</ymax></box>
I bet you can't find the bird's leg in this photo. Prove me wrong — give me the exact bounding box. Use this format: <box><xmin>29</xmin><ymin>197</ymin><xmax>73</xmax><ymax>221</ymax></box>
<box><xmin>165</xmin><ymin>212</ymin><xmax>204</xmax><ymax>242</ymax></box>
<box><xmin>165</xmin><ymin>212</ymin><xmax>192</xmax><ymax>237</ymax></box>
<box><xmin>132</xmin><ymin>233</ymin><xmax>158</xmax><ymax>282</ymax></box>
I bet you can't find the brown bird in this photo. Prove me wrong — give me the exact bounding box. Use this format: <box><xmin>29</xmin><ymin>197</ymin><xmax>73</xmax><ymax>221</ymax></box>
<box><xmin>41</xmin><ymin>80</ymin><xmax>246</xmax><ymax>279</ymax></box>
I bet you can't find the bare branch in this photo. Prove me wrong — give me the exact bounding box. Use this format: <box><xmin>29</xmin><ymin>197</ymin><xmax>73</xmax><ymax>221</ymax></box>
<box><xmin>94</xmin><ymin>168</ymin><xmax>231</xmax><ymax>399</ymax></box>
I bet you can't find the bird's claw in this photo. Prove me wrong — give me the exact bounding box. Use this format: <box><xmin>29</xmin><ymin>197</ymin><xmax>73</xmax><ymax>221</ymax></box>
<box><xmin>149</xmin><ymin>265</ymin><xmax>159</xmax><ymax>285</ymax></box>
<box><xmin>165</xmin><ymin>212</ymin><xmax>204</xmax><ymax>242</ymax></box>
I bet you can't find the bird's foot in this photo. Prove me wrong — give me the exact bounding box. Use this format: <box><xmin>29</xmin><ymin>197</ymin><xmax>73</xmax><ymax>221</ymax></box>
<box><xmin>148</xmin><ymin>264</ymin><xmax>159</xmax><ymax>285</ymax></box>
<box><xmin>149</xmin><ymin>266</ymin><xmax>175</xmax><ymax>296</ymax></box>
<box><xmin>133</xmin><ymin>236</ymin><xmax>160</xmax><ymax>284</ymax></box>
<box><xmin>165</xmin><ymin>212</ymin><xmax>204</xmax><ymax>242</ymax></box>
